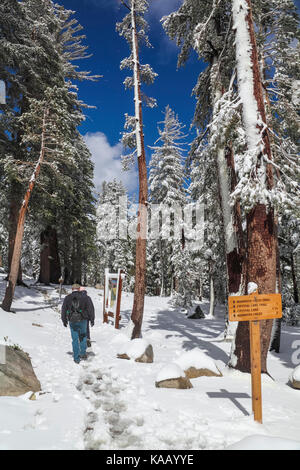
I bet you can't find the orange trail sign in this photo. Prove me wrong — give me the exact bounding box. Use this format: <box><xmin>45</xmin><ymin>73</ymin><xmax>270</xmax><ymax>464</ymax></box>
<box><xmin>228</xmin><ymin>292</ymin><xmax>282</xmax><ymax>424</ymax></box>
<box><xmin>228</xmin><ymin>293</ymin><xmax>282</xmax><ymax>322</ymax></box>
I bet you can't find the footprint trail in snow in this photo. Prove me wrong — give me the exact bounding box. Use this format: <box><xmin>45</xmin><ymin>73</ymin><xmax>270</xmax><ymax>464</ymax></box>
<box><xmin>78</xmin><ymin>350</ymin><xmax>143</xmax><ymax>450</ymax></box>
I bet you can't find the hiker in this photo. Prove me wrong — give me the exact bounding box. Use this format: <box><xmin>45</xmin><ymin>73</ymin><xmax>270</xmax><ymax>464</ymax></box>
<box><xmin>79</xmin><ymin>286</ymin><xmax>94</xmax><ymax>348</ymax></box>
<box><xmin>61</xmin><ymin>284</ymin><xmax>95</xmax><ymax>364</ymax></box>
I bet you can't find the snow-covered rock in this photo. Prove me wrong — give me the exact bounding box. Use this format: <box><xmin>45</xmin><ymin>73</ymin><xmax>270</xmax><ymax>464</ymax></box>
<box><xmin>155</xmin><ymin>364</ymin><xmax>192</xmax><ymax>389</ymax></box>
<box><xmin>290</xmin><ymin>365</ymin><xmax>300</xmax><ymax>390</ymax></box>
<box><xmin>117</xmin><ymin>338</ymin><xmax>153</xmax><ymax>363</ymax></box>
<box><xmin>175</xmin><ymin>349</ymin><xmax>222</xmax><ymax>378</ymax></box>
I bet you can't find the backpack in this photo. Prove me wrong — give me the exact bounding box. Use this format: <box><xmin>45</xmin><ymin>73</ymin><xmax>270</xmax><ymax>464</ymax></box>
<box><xmin>68</xmin><ymin>295</ymin><xmax>84</xmax><ymax>323</ymax></box>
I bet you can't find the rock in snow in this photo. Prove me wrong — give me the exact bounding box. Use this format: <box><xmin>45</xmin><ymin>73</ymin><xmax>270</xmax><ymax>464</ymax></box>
<box><xmin>0</xmin><ymin>346</ymin><xmax>41</xmax><ymax>397</ymax></box>
<box><xmin>290</xmin><ymin>365</ymin><xmax>300</xmax><ymax>390</ymax></box>
<box><xmin>117</xmin><ymin>338</ymin><xmax>153</xmax><ymax>363</ymax></box>
<box><xmin>175</xmin><ymin>349</ymin><xmax>222</xmax><ymax>378</ymax></box>
<box><xmin>155</xmin><ymin>364</ymin><xmax>193</xmax><ymax>389</ymax></box>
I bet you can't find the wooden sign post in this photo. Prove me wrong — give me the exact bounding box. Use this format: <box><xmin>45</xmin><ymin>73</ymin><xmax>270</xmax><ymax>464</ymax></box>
<box><xmin>103</xmin><ymin>268</ymin><xmax>125</xmax><ymax>329</ymax></box>
<box><xmin>228</xmin><ymin>293</ymin><xmax>282</xmax><ymax>423</ymax></box>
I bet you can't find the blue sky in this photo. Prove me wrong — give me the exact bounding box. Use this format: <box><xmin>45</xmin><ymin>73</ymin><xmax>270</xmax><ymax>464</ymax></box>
<box><xmin>60</xmin><ymin>0</ymin><xmax>203</xmax><ymax>192</ymax></box>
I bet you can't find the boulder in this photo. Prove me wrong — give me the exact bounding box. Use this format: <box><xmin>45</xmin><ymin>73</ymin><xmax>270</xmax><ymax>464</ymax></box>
<box><xmin>155</xmin><ymin>376</ymin><xmax>193</xmax><ymax>389</ymax></box>
<box><xmin>184</xmin><ymin>366</ymin><xmax>222</xmax><ymax>379</ymax></box>
<box><xmin>291</xmin><ymin>379</ymin><xmax>300</xmax><ymax>390</ymax></box>
<box><xmin>117</xmin><ymin>353</ymin><xmax>130</xmax><ymax>360</ymax></box>
<box><xmin>155</xmin><ymin>363</ymin><xmax>193</xmax><ymax>389</ymax></box>
<box><xmin>187</xmin><ymin>306</ymin><xmax>205</xmax><ymax>319</ymax></box>
<box><xmin>290</xmin><ymin>365</ymin><xmax>300</xmax><ymax>390</ymax></box>
<box><xmin>135</xmin><ymin>344</ymin><xmax>154</xmax><ymax>363</ymax></box>
<box><xmin>0</xmin><ymin>346</ymin><xmax>41</xmax><ymax>397</ymax></box>
<box><xmin>117</xmin><ymin>339</ymin><xmax>154</xmax><ymax>363</ymax></box>
<box><xmin>175</xmin><ymin>349</ymin><xmax>222</xmax><ymax>379</ymax></box>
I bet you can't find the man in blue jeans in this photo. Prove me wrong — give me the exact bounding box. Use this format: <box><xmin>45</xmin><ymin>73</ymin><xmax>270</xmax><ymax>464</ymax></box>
<box><xmin>61</xmin><ymin>284</ymin><xmax>95</xmax><ymax>364</ymax></box>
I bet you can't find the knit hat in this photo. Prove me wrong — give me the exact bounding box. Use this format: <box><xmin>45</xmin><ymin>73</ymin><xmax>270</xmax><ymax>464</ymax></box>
<box><xmin>72</xmin><ymin>284</ymin><xmax>81</xmax><ymax>290</ymax></box>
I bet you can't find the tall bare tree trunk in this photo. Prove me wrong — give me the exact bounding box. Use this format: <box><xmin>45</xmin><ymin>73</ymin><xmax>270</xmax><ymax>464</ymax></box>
<box><xmin>230</xmin><ymin>0</ymin><xmax>277</xmax><ymax>373</ymax></box>
<box><xmin>130</xmin><ymin>1</ymin><xmax>148</xmax><ymax>339</ymax></box>
<box><xmin>210</xmin><ymin>57</ymin><xmax>245</xmax><ymax>340</ymax></box>
<box><xmin>2</xmin><ymin>108</ymin><xmax>48</xmax><ymax>312</ymax></box>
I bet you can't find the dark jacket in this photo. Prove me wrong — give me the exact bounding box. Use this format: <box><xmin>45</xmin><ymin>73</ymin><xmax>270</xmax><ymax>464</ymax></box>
<box><xmin>61</xmin><ymin>291</ymin><xmax>95</xmax><ymax>325</ymax></box>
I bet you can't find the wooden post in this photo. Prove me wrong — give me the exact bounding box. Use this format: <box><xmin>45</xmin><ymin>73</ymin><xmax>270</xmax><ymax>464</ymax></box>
<box><xmin>115</xmin><ymin>271</ymin><xmax>123</xmax><ymax>330</ymax></box>
<box><xmin>103</xmin><ymin>277</ymin><xmax>108</xmax><ymax>324</ymax></box>
<box><xmin>59</xmin><ymin>276</ymin><xmax>63</xmax><ymax>300</ymax></box>
<box><xmin>250</xmin><ymin>320</ymin><xmax>262</xmax><ymax>423</ymax></box>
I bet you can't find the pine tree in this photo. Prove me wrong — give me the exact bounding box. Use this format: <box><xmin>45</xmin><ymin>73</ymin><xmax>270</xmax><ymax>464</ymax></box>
<box><xmin>163</xmin><ymin>0</ymin><xmax>245</xmax><ymax>325</ymax></box>
<box><xmin>95</xmin><ymin>179</ymin><xmax>136</xmax><ymax>290</ymax></box>
<box><xmin>0</xmin><ymin>0</ymin><xmax>99</xmax><ymax>296</ymax></box>
<box><xmin>148</xmin><ymin>106</ymin><xmax>188</xmax><ymax>302</ymax></box>
<box><xmin>1</xmin><ymin>83</ymin><xmax>83</xmax><ymax>310</ymax></box>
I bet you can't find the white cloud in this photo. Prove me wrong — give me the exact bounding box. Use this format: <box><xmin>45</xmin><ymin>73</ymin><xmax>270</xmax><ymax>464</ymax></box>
<box><xmin>83</xmin><ymin>132</ymin><xmax>138</xmax><ymax>193</ymax></box>
<box><xmin>149</xmin><ymin>0</ymin><xmax>182</xmax><ymax>19</ymax></box>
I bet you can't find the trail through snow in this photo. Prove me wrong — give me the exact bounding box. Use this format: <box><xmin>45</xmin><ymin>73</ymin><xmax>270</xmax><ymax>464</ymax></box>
<box><xmin>0</xmin><ymin>276</ymin><xmax>300</xmax><ymax>450</ymax></box>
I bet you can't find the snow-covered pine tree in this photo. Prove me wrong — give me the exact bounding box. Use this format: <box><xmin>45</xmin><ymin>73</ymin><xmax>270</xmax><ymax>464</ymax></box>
<box><xmin>117</xmin><ymin>0</ymin><xmax>157</xmax><ymax>338</ymax></box>
<box><xmin>228</xmin><ymin>0</ymin><xmax>300</xmax><ymax>371</ymax></box>
<box><xmin>96</xmin><ymin>179</ymin><xmax>134</xmax><ymax>289</ymax></box>
<box><xmin>163</xmin><ymin>0</ymin><xmax>245</xmax><ymax>327</ymax></box>
<box><xmin>0</xmin><ymin>0</ymin><xmax>99</xmax><ymax>293</ymax></box>
<box><xmin>0</xmin><ymin>0</ymin><xmax>47</xmax><ymax>284</ymax></box>
<box><xmin>164</xmin><ymin>0</ymin><xmax>299</xmax><ymax>369</ymax></box>
<box><xmin>148</xmin><ymin>105</ymin><xmax>189</xmax><ymax>305</ymax></box>
<box><xmin>250</xmin><ymin>0</ymin><xmax>300</xmax><ymax>351</ymax></box>
<box><xmin>1</xmin><ymin>83</ymin><xmax>85</xmax><ymax>311</ymax></box>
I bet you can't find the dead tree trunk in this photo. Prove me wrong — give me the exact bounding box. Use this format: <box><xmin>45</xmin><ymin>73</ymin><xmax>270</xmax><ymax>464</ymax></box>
<box><xmin>130</xmin><ymin>1</ymin><xmax>148</xmax><ymax>339</ymax></box>
<box><xmin>7</xmin><ymin>185</ymin><xmax>23</xmax><ymax>285</ymax></box>
<box><xmin>2</xmin><ymin>108</ymin><xmax>48</xmax><ymax>312</ymax></box>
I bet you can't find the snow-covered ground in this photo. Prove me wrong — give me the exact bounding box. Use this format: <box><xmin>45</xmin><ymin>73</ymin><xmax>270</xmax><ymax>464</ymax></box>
<box><xmin>0</xmin><ymin>274</ymin><xmax>300</xmax><ymax>450</ymax></box>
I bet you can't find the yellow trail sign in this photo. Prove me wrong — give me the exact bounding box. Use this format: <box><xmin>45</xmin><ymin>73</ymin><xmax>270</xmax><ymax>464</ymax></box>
<box><xmin>228</xmin><ymin>292</ymin><xmax>282</xmax><ymax>424</ymax></box>
<box><xmin>228</xmin><ymin>293</ymin><xmax>282</xmax><ymax>322</ymax></box>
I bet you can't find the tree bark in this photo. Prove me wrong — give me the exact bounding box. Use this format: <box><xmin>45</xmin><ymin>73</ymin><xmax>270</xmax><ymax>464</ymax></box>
<box><xmin>291</xmin><ymin>253</ymin><xmax>299</xmax><ymax>304</ymax></box>
<box><xmin>7</xmin><ymin>184</ymin><xmax>23</xmax><ymax>284</ymax></box>
<box><xmin>38</xmin><ymin>226</ymin><xmax>61</xmax><ymax>284</ymax></box>
<box><xmin>130</xmin><ymin>1</ymin><xmax>148</xmax><ymax>339</ymax></box>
